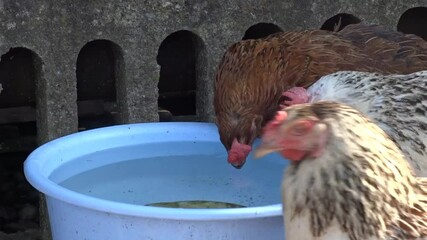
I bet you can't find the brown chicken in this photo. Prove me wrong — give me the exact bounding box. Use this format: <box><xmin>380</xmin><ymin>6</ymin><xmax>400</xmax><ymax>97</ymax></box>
<box><xmin>214</xmin><ymin>23</ymin><xmax>427</xmax><ymax>169</ymax></box>
<box><xmin>254</xmin><ymin>101</ymin><xmax>427</xmax><ymax>240</ymax></box>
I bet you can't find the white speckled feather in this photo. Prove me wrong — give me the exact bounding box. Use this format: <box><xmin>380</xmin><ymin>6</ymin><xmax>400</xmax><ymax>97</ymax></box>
<box><xmin>282</xmin><ymin>143</ymin><xmax>383</xmax><ymax>240</ymax></box>
<box><xmin>306</xmin><ymin>71</ymin><xmax>427</xmax><ymax>176</ymax></box>
<box><xmin>259</xmin><ymin>102</ymin><xmax>427</xmax><ymax>240</ymax></box>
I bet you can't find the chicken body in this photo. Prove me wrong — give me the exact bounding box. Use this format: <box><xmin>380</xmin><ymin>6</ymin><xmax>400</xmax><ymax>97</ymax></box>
<box><xmin>214</xmin><ymin>24</ymin><xmax>427</xmax><ymax>169</ymax></box>
<box><xmin>283</xmin><ymin>70</ymin><xmax>427</xmax><ymax>176</ymax></box>
<box><xmin>255</xmin><ymin>101</ymin><xmax>427</xmax><ymax>240</ymax></box>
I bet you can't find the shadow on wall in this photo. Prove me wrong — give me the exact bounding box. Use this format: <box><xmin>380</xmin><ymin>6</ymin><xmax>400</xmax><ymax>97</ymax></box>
<box><xmin>76</xmin><ymin>39</ymin><xmax>123</xmax><ymax>131</ymax></box>
<box><xmin>242</xmin><ymin>23</ymin><xmax>283</xmax><ymax>40</ymax></box>
<box><xmin>397</xmin><ymin>7</ymin><xmax>427</xmax><ymax>41</ymax></box>
<box><xmin>0</xmin><ymin>47</ymin><xmax>41</xmax><ymax>153</ymax></box>
<box><xmin>320</xmin><ymin>13</ymin><xmax>362</xmax><ymax>32</ymax></box>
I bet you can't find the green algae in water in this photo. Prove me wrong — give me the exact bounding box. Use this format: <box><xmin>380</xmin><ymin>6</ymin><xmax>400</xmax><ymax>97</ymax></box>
<box><xmin>146</xmin><ymin>200</ymin><xmax>246</xmax><ymax>209</ymax></box>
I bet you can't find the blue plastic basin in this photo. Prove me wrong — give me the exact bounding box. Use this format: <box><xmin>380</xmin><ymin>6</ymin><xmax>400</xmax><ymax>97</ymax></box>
<box><xmin>24</xmin><ymin>122</ymin><xmax>288</xmax><ymax>240</ymax></box>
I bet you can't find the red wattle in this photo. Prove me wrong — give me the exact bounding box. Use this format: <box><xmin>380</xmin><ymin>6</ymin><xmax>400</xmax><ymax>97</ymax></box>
<box><xmin>281</xmin><ymin>149</ymin><xmax>306</xmax><ymax>161</ymax></box>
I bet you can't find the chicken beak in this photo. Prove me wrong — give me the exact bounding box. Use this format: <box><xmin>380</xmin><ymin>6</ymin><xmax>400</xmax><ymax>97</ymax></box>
<box><xmin>253</xmin><ymin>144</ymin><xmax>281</xmax><ymax>159</ymax></box>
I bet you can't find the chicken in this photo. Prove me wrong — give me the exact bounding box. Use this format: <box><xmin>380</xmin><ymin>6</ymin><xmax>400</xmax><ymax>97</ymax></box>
<box><xmin>254</xmin><ymin>101</ymin><xmax>427</xmax><ymax>240</ymax></box>
<box><xmin>214</xmin><ymin>23</ymin><xmax>427</xmax><ymax>169</ymax></box>
<box><xmin>281</xmin><ymin>70</ymin><xmax>427</xmax><ymax>177</ymax></box>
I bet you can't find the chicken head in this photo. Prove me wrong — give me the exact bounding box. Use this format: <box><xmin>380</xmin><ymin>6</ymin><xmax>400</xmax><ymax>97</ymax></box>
<box><xmin>217</xmin><ymin>113</ymin><xmax>263</xmax><ymax>169</ymax></box>
<box><xmin>254</xmin><ymin>109</ymin><xmax>328</xmax><ymax>161</ymax></box>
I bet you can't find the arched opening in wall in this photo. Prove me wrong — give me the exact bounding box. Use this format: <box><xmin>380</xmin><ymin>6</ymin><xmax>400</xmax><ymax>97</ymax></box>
<box><xmin>157</xmin><ymin>30</ymin><xmax>203</xmax><ymax>122</ymax></box>
<box><xmin>397</xmin><ymin>7</ymin><xmax>427</xmax><ymax>41</ymax></box>
<box><xmin>242</xmin><ymin>23</ymin><xmax>283</xmax><ymax>40</ymax></box>
<box><xmin>76</xmin><ymin>39</ymin><xmax>123</xmax><ymax>131</ymax></box>
<box><xmin>320</xmin><ymin>13</ymin><xmax>362</xmax><ymax>32</ymax></box>
<box><xmin>0</xmin><ymin>47</ymin><xmax>41</xmax><ymax>153</ymax></box>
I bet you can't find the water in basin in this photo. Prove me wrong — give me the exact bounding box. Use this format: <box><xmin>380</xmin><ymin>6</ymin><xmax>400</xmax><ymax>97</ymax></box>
<box><xmin>52</xmin><ymin>142</ymin><xmax>284</xmax><ymax>208</ymax></box>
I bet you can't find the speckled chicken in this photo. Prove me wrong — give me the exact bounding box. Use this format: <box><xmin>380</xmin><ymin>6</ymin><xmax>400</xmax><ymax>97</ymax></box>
<box><xmin>254</xmin><ymin>101</ymin><xmax>427</xmax><ymax>240</ymax></box>
<box><xmin>214</xmin><ymin>23</ymin><xmax>427</xmax><ymax>169</ymax></box>
<box><xmin>281</xmin><ymin>70</ymin><xmax>427</xmax><ymax>177</ymax></box>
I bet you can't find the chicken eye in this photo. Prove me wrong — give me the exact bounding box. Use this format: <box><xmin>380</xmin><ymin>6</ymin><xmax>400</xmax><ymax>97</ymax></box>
<box><xmin>290</xmin><ymin>120</ymin><xmax>312</xmax><ymax>136</ymax></box>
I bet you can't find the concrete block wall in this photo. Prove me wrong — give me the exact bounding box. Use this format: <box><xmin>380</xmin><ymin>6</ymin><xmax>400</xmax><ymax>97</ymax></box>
<box><xmin>0</xmin><ymin>1</ymin><xmax>426</xmax><ymax>147</ymax></box>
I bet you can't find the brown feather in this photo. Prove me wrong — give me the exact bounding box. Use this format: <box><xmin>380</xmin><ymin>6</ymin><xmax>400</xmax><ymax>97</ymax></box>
<box><xmin>214</xmin><ymin>23</ymin><xmax>427</xmax><ymax>161</ymax></box>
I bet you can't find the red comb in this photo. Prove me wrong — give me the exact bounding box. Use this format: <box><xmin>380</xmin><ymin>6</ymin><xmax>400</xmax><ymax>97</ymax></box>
<box><xmin>274</xmin><ymin>111</ymin><xmax>287</xmax><ymax>123</ymax></box>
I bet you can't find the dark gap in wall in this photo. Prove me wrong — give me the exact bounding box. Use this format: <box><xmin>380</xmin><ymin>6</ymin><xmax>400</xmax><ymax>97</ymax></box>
<box><xmin>0</xmin><ymin>48</ymin><xmax>36</xmax><ymax>108</ymax></box>
<box><xmin>157</xmin><ymin>30</ymin><xmax>197</xmax><ymax>120</ymax></box>
<box><xmin>76</xmin><ymin>40</ymin><xmax>120</xmax><ymax>130</ymax></box>
<box><xmin>397</xmin><ymin>7</ymin><xmax>427</xmax><ymax>41</ymax></box>
<box><xmin>242</xmin><ymin>23</ymin><xmax>283</xmax><ymax>40</ymax></box>
<box><xmin>320</xmin><ymin>13</ymin><xmax>362</xmax><ymax>32</ymax></box>
<box><xmin>76</xmin><ymin>40</ymin><xmax>116</xmax><ymax>101</ymax></box>
<box><xmin>0</xmin><ymin>48</ymin><xmax>38</xmax><ymax>154</ymax></box>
